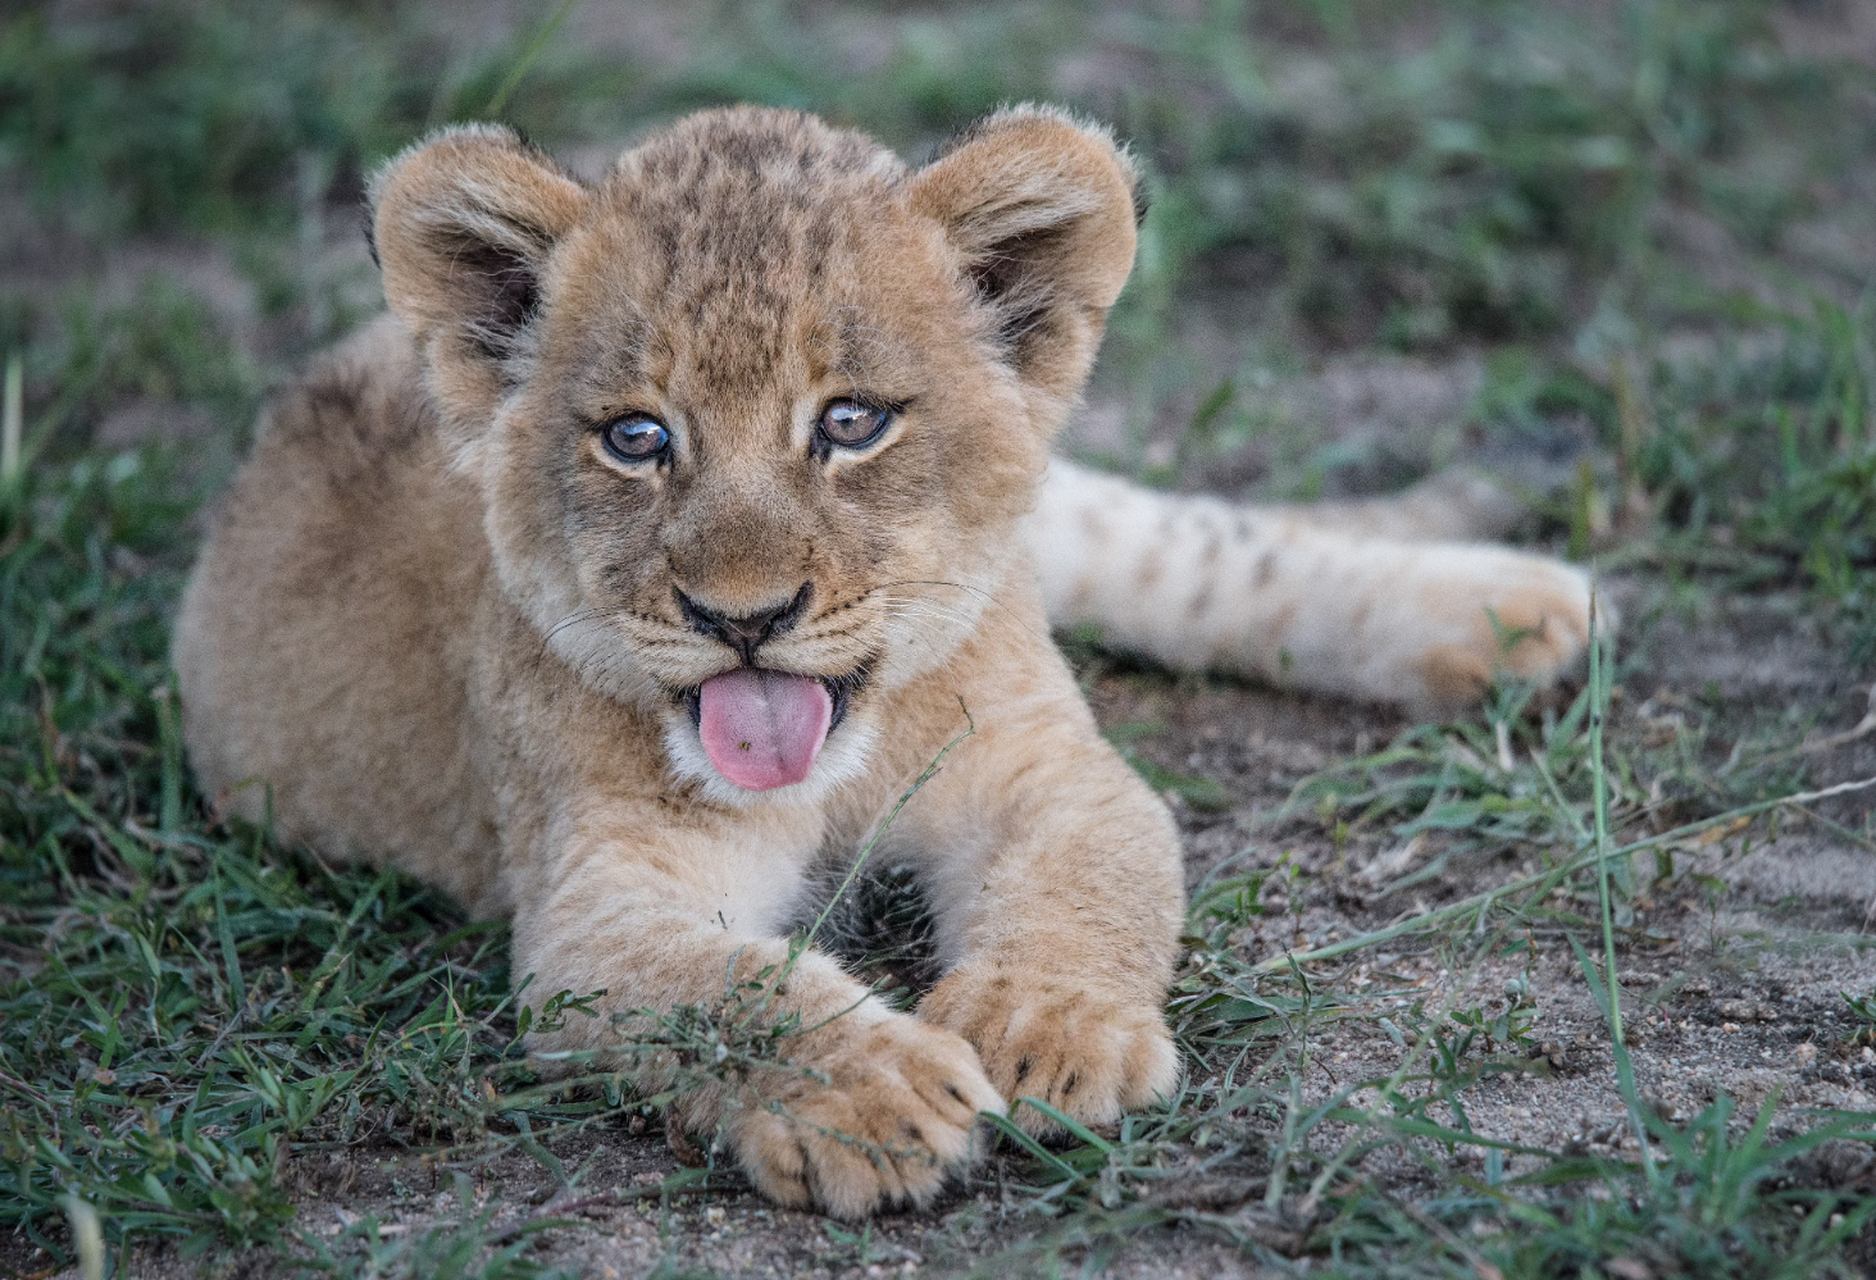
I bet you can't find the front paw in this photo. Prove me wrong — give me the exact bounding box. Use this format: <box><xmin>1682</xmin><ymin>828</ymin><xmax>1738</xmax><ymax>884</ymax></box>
<box><xmin>918</xmin><ymin>968</ymin><xmax>1179</xmax><ymax>1136</ymax></box>
<box><xmin>727</xmin><ymin>1011</ymin><xmax>1003</xmax><ymax>1219</ymax></box>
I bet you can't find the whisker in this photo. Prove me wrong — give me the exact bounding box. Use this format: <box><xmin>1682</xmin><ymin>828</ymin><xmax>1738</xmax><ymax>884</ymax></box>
<box><xmin>542</xmin><ymin>607</ymin><xmax>604</xmax><ymax>648</ymax></box>
<box><xmin>870</xmin><ymin>578</ymin><xmax>1050</xmax><ymax>644</ymax></box>
<box><xmin>878</xmin><ymin>605</ymin><xmax>980</xmax><ymax>632</ymax></box>
<box><xmin>873</xmin><ymin>597</ymin><xmax>993</xmax><ymax>629</ymax></box>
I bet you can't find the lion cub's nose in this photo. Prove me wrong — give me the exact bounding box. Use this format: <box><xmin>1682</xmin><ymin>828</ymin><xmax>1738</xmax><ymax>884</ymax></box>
<box><xmin>675</xmin><ymin>582</ymin><xmax>813</xmax><ymax>666</ymax></box>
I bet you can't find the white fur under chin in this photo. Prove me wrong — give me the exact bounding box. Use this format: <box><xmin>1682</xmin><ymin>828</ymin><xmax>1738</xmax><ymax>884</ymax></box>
<box><xmin>661</xmin><ymin>711</ymin><xmax>882</xmax><ymax>809</ymax></box>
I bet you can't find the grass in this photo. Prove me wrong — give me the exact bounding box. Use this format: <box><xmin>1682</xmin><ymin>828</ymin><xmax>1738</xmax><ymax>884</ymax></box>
<box><xmin>0</xmin><ymin>448</ymin><xmax>582</xmax><ymax>1273</ymax></box>
<box><xmin>3</xmin><ymin>0</ymin><xmax>1876</xmax><ymax>1275</ymax></box>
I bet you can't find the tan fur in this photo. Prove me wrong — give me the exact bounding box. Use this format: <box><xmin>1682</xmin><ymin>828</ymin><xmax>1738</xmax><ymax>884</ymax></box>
<box><xmin>1025</xmin><ymin>461</ymin><xmax>1597</xmax><ymax>717</ymax></box>
<box><xmin>173</xmin><ymin>105</ymin><xmax>1594</xmax><ymax>1218</ymax></box>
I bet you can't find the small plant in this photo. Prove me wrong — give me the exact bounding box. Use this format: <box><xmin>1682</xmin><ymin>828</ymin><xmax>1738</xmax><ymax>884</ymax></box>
<box><xmin>1436</xmin><ymin>985</ymin><xmax>1542</xmax><ymax>1075</ymax></box>
<box><xmin>1842</xmin><ymin>991</ymin><xmax>1876</xmax><ymax>1047</ymax></box>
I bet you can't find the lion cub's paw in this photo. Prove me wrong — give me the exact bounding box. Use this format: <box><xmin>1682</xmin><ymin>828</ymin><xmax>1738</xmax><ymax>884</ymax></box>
<box><xmin>1415</xmin><ymin>554</ymin><xmax>1609</xmax><ymax>715</ymax></box>
<box><xmin>918</xmin><ymin>968</ymin><xmax>1179</xmax><ymax>1136</ymax></box>
<box><xmin>729</xmin><ymin>1013</ymin><xmax>1003</xmax><ymax>1220</ymax></box>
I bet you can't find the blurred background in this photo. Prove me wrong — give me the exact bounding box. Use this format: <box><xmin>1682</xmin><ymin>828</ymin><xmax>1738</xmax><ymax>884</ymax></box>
<box><xmin>4</xmin><ymin>1</ymin><xmax>1873</xmax><ymax>616</ymax></box>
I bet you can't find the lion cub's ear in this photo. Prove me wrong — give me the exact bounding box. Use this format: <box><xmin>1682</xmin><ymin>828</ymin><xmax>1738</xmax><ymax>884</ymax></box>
<box><xmin>910</xmin><ymin>106</ymin><xmax>1141</xmax><ymax>417</ymax></box>
<box><xmin>370</xmin><ymin>125</ymin><xmax>589</xmax><ymax>425</ymax></box>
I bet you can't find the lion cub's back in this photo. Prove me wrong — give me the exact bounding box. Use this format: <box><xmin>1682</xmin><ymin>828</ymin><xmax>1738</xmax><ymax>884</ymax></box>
<box><xmin>172</xmin><ymin>315</ymin><xmax>500</xmax><ymax>906</ymax></box>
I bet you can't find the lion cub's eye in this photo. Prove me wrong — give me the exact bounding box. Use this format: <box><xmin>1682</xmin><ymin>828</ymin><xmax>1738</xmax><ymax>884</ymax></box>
<box><xmin>600</xmin><ymin>415</ymin><xmax>670</xmax><ymax>463</ymax></box>
<box><xmin>817</xmin><ymin>399</ymin><xmax>893</xmax><ymax>450</ymax></box>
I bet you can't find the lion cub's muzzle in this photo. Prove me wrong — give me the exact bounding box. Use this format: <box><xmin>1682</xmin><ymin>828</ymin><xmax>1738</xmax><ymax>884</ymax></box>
<box><xmin>670</xmin><ymin>583</ymin><xmax>871</xmax><ymax>791</ymax></box>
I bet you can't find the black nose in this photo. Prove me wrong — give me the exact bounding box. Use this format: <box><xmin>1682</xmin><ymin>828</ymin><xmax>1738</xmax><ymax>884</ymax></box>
<box><xmin>675</xmin><ymin>582</ymin><xmax>813</xmax><ymax>665</ymax></box>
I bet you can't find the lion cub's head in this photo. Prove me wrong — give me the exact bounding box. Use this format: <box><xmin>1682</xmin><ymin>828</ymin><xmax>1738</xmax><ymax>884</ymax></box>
<box><xmin>369</xmin><ymin>106</ymin><xmax>1138</xmax><ymax>800</ymax></box>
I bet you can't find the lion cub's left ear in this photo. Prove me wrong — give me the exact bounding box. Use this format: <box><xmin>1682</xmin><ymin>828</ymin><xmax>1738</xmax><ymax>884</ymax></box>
<box><xmin>370</xmin><ymin>124</ymin><xmax>590</xmax><ymax>426</ymax></box>
<box><xmin>910</xmin><ymin>106</ymin><xmax>1141</xmax><ymax>418</ymax></box>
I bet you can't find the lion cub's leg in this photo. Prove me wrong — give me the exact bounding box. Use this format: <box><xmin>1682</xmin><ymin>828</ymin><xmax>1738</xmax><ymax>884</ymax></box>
<box><xmin>1027</xmin><ymin>459</ymin><xmax>1597</xmax><ymax>716</ymax></box>
<box><xmin>890</xmin><ymin>645</ymin><xmax>1187</xmax><ymax>1135</ymax></box>
<box><xmin>509</xmin><ymin>822</ymin><xmax>1002</xmax><ymax>1219</ymax></box>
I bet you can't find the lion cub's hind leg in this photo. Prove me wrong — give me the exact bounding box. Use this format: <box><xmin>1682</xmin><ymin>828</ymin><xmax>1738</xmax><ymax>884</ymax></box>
<box><xmin>1028</xmin><ymin>459</ymin><xmax>1601</xmax><ymax>716</ymax></box>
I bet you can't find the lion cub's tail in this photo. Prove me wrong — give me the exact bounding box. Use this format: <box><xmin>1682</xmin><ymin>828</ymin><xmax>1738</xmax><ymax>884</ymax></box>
<box><xmin>1022</xmin><ymin>459</ymin><xmax>1600</xmax><ymax>716</ymax></box>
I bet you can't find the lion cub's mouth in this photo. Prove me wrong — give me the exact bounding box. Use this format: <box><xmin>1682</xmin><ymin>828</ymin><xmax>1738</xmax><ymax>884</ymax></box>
<box><xmin>682</xmin><ymin>667</ymin><xmax>867</xmax><ymax>791</ymax></box>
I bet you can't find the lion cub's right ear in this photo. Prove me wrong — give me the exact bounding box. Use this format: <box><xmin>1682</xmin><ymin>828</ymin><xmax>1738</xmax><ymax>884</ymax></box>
<box><xmin>910</xmin><ymin>107</ymin><xmax>1140</xmax><ymax>429</ymax></box>
<box><xmin>370</xmin><ymin>125</ymin><xmax>589</xmax><ymax>425</ymax></box>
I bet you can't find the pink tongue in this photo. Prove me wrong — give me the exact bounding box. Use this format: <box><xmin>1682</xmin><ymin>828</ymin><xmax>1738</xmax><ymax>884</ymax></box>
<box><xmin>697</xmin><ymin>669</ymin><xmax>833</xmax><ymax>791</ymax></box>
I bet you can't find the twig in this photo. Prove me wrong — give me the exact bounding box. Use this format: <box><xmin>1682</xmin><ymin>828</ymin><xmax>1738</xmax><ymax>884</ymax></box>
<box><xmin>1750</xmin><ymin>682</ymin><xmax>1876</xmax><ymax>766</ymax></box>
<box><xmin>1778</xmin><ymin>774</ymin><xmax>1876</xmax><ymax>806</ymax></box>
<box><xmin>1799</xmin><ymin>687</ymin><xmax>1876</xmax><ymax>754</ymax></box>
<box><xmin>1254</xmin><ymin>772</ymin><xmax>1876</xmax><ymax>974</ymax></box>
<box><xmin>2</xmin><ymin>352</ymin><xmax>21</xmax><ymax>486</ymax></box>
<box><xmin>1787</xmin><ymin>803</ymin><xmax>1876</xmax><ymax>855</ymax></box>
<box><xmin>482</xmin><ymin>0</ymin><xmax>583</xmax><ymax>116</ymax></box>
<box><xmin>785</xmin><ymin>698</ymin><xmax>975</xmax><ymax>974</ymax></box>
<box><xmin>192</xmin><ymin>1005</ymin><xmax>246</xmax><ymax>1070</ymax></box>
<box><xmin>1589</xmin><ymin>590</ymin><xmax>1621</xmax><ymax>1048</ymax></box>
<box><xmin>0</xmin><ymin>1069</ymin><xmax>51</xmax><ymax>1106</ymax></box>
<box><xmin>483</xmin><ymin>1179</ymin><xmax>711</xmax><ymax>1246</ymax></box>
<box><xmin>1587</xmin><ymin>587</ymin><xmax>1655</xmax><ymax>1184</ymax></box>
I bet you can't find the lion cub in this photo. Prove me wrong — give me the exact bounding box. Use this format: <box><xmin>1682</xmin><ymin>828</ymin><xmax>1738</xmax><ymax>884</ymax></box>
<box><xmin>173</xmin><ymin>105</ymin><xmax>1591</xmax><ymax>1218</ymax></box>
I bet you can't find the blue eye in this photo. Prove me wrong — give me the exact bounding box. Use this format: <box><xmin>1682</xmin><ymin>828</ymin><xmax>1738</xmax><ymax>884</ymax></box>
<box><xmin>817</xmin><ymin>399</ymin><xmax>893</xmax><ymax>449</ymax></box>
<box><xmin>601</xmin><ymin>415</ymin><xmax>669</xmax><ymax>462</ymax></box>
